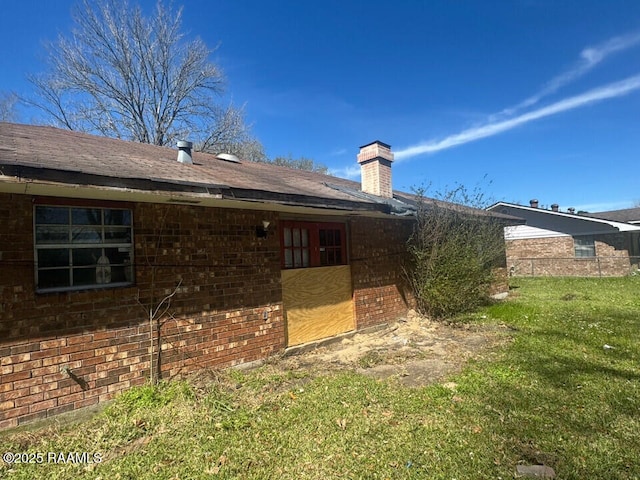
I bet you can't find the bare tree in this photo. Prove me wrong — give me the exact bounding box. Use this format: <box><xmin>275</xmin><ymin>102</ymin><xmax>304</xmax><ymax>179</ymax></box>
<box><xmin>270</xmin><ymin>154</ymin><xmax>328</xmax><ymax>173</ymax></box>
<box><xmin>0</xmin><ymin>92</ymin><xmax>18</xmax><ymax>122</ymax></box>
<box><xmin>28</xmin><ymin>0</ymin><xmax>255</xmax><ymax>152</ymax></box>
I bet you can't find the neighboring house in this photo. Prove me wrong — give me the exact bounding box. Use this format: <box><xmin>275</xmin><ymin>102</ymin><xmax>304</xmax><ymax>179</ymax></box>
<box><xmin>590</xmin><ymin>207</ymin><xmax>640</xmax><ymax>225</ymax></box>
<box><xmin>1</xmin><ymin>123</ymin><xmax>439</xmax><ymax>428</ymax></box>
<box><xmin>487</xmin><ymin>200</ymin><xmax>640</xmax><ymax>277</ymax></box>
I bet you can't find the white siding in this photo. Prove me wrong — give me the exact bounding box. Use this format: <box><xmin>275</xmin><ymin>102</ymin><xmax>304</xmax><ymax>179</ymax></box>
<box><xmin>504</xmin><ymin>225</ymin><xmax>570</xmax><ymax>241</ymax></box>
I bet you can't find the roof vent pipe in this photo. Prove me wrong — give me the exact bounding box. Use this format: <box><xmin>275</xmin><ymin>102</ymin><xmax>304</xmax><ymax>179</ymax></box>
<box><xmin>529</xmin><ymin>199</ymin><xmax>539</xmax><ymax>208</ymax></box>
<box><xmin>568</xmin><ymin>207</ymin><xmax>576</xmax><ymax>214</ymax></box>
<box><xmin>177</xmin><ymin>140</ymin><xmax>193</xmax><ymax>165</ymax></box>
<box><xmin>551</xmin><ymin>203</ymin><xmax>559</xmax><ymax>212</ymax></box>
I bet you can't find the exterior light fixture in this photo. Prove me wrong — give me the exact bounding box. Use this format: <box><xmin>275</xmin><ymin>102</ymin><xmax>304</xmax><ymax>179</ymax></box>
<box><xmin>256</xmin><ymin>220</ymin><xmax>271</xmax><ymax>238</ymax></box>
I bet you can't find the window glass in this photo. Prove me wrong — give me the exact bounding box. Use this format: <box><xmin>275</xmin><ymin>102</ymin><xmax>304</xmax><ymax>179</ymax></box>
<box><xmin>72</xmin><ymin>248</ymin><xmax>103</xmax><ymax>266</ymax></box>
<box><xmin>38</xmin><ymin>269</ymin><xmax>70</xmax><ymax>289</ymax></box>
<box><xmin>284</xmin><ymin>249</ymin><xmax>293</xmax><ymax>268</ymax></box>
<box><xmin>72</xmin><ymin>208</ymin><xmax>102</xmax><ymax>225</ymax></box>
<box><xmin>36</xmin><ymin>226</ymin><xmax>69</xmax><ymax>244</ymax></box>
<box><xmin>72</xmin><ymin>226</ymin><xmax>102</xmax><ymax>243</ymax></box>
<box><xmin>38</xmin><ymin>249</ymin><xmax>69</xmax><ymax>268</ymax></box>
<box><xmin>104</xmin><ymin>227</ymin><xmax>132</xmax><ymax>243</ymax></box>
<box><xmin>574</xmin><ymin>236</ymin><xmax>596</xmax><ymax>258</ymax></box>
<box><xmin>104</xmin><ymin>209</ymin><xmax>131</xmax><ymax>225</ymax></box>
<box><xmin>35</xmin><ymin>204</ymin><xmax>133</xmax><ymax>291</ymax></box>
<box><xmin>36</xmin><ymin>206</ymin><xmax>68</xmax><ymax>224</ymax></box>
<box><xmin>281</xmin><ymin>222</ymin><xmax>346</xmax><ymax>269</ymax></box>
<box><xmin>72</xmin><ymin>267</ymin><xmax>97</xmax><ymax>286</ymax></box>
<box><xmin>284</xmin><ymin>228</ymin><xmax>292</xmax><ymax>247</ymax></box>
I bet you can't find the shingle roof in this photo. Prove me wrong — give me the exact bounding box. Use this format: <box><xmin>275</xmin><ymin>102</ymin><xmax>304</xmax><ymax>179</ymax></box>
<box><xmin>589</xmin><ymin>207</ymin><xmax>640</xmax><ymax>224</ymax></box>
<box><xmin>0</xmin><ymin>122</ymin><xmax>518</xmax><ymax>221</ymax></box>
<box><xmin>0</xmin><ymin>122</ymin><xmax>364</xmax><ymax>202</ymax></box>
<box><xmin>487</xmin><ymin>201</ymin><xmax>640</xmax><ymax>232</ymax></box>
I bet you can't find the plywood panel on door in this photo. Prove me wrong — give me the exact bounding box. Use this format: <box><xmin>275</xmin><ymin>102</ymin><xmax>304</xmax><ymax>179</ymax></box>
<box><xmin>282</xmin><ymin>265</ymin><xmax>354</xmax><ymax>346</ymax></box>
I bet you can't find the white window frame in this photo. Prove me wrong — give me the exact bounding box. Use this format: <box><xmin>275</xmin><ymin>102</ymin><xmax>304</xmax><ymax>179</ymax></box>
<box><xmin>34</xmin><ymin>204</ymin><xmax>134</xmax><ymax>292</ymax></box>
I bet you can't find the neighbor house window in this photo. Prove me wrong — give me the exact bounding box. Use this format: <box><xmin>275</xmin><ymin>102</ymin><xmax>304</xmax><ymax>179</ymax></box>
<box><xmin>574</xmin><ymin>235</ymin><xmax>596</xmax><ymax>258</ymax></box>
<box><xmin>281</xmin><ymin>221</ymin><xmax>347</xmax><ymax>269</ymax></box>
<box><xmin>34</xmin><ymin>204</ymin><xmax>134</xmax><ymax>291</ymax></box>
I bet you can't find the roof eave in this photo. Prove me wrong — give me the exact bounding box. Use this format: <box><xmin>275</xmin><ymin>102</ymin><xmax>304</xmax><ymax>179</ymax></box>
<box><xmin>0</xmin><ymin>169</ymin><xmax>397</xmax><ymax>217</ymax></box>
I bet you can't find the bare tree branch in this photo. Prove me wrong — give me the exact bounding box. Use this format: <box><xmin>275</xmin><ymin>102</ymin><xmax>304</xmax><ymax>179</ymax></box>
<box><xmin>26</xmin><ymin>0</ymin><xmax>254</xmax><ymax>150</ymax></box>
<box><xmin>0</xmin><ymin>92</ymin><xmax>18</xmax><ymax>122</ymax></box>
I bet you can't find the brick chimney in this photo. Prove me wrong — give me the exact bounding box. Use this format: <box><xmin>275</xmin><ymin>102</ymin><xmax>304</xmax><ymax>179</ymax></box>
<box><xmin>357</xmin><ymin>141</ymin><xmax>394</xmax><ymax>198</ymax></box>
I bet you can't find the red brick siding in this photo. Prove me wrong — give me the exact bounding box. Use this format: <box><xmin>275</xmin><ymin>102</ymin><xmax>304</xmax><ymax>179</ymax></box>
<box><xmin>506</xmin><ymin>233</ymin><xmax>634</xmax><ymax>277</ymax></box>
<box><xmin>0</xmin><ymin>194</ymin><xmax>284</xmax><ymax>429</ymax></box>
<box><xmin>349</xmin><ymin>217</ymin><xmax>414</xmax><ymax>329</ymax></box>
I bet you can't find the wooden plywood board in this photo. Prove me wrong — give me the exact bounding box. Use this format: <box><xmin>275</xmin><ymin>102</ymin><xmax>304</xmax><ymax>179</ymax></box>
<box><xmin>282</xmin><ymin>265</ymin><xmax>354</xmax><ymax>346</ymax></box>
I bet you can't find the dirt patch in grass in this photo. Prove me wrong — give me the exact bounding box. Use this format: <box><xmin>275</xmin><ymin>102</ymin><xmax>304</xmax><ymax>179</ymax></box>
<box><xmin>261</xmin><ymin>310</ymin><xmax>513</xmax><ymax>388</ymax></box>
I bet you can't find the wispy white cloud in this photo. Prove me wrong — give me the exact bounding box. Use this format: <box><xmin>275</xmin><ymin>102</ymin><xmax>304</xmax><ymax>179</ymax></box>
<box><xmin>329</xmin><ymin>148</ymin><xmax>348</xmax><ymax>156</ymax></box>
<box><xmin>395</xmin><ymin>74</ymin><xmax>640</xmax><ymax>161</ymax></box>
<box><xmin>329</xmin><ymin>165</ymin><xmax>360</xmax><ymax>180</ymax></box>
<box><xmin>497</xmin><ymin>30</ymin><xmax>640</xmax><ymax>118</ymax></box>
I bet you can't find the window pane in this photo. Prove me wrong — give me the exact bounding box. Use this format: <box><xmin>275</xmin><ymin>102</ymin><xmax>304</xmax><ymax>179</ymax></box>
<box><xmin>294</xmin><ymin>249</ymin><xmax>302</xmax><ymax>267</ymax></box>
<box><xmin>38</xmin><ymin>269</ymin><xmax>70</xmax><ymax>289</ymax></box>
<box><xmin>36</xmin><ymin>226</ymin><xmax>69</xmax><ymax>244</ymax></box>
<box><xmin>328</xmin><ymin>230</ymin><xmax>336</xmax><ymax>247</ymax></box>
<box><xmin>335</xmin><ymin>230</ymin><xmax>342</xmax><ymax>246</ymax></box>
<box><xmin>284</xmin><ymin>249</ymin><xmax>293</xmax><ymax>268</ymax></box>
<box><xmin>284</xmin><ymin>228</ymin><xmax>292</xmax><ymax>247</ymax></box>
<box><xmin>104</xmin><ymin>227</ymin><xmax>132</xmax><ymax>244</ymax></box>
<box><xmin>574</xmin><ymin>236</ymin><xmax>595</xmax><ymax>258</ymax></box>
<box><xmin>302</xmin><ymin>249</ymin><xmax>309</xmax><ymax>267</ymax></box>
<box><xmin>319</xmin><ymin>229</ymin><xmax>326</xmax><ymax>246</ymax></box>
<box><xmin>72</xmin><ymin>226</ymin><xmax>102</xmax><ymax>243</ymax></box>
<box><xmin>72</xmin><ymin>208</ymin><xmax>101</xmax><ymax>225</ymax></box>
<box><xmin>320</xmin><ymin>250</ymin><xmax>327</xmax><ymax>266</ymax></box>
<box><xmin>105</xmin><ymin>247</ymin><xmax>131</xmax><ymax>265</ymax></box>
<box><xmin>301</xmin><ymin>229</ymin><xmax>308</xmax><ymax>247</ymax></box>
<box><xmin>72</xmin><ymin>248</ymin><xmax>102</xmax><ymax>266</ymax></box>
<box><xmin>327</xmin><ymin>250</ymin><xmax>335</xmax><ymax>265</ymax></box>
<box><xmin>104</xmin><ymin>209</ymin><xmax>131</xmax><ymax>226</ymax></box>
<box><xmin>110</xmin><ymin>265</ymin><xmax>132</xmax><ymax>283</ymax></box>
<box><xmin>73</xmin><ymin>267</ymin><xmax>98</xmax><ymax>286</ymax></box>
<box><xmin>35</xmin><ymin>205</ymin><xmax>133</xmax><ymax>289</ymax></box>
<box><xmin>336</xmin><ymin>250</ymin><xmax>342</xmax><ymax>264</ymax></box>
<box><xmin>36</xmin><ymin>206</ymin><xmax>68</xmax><ymax>225</ymax></box>
<box><xmin>293</xmin><ymin>229</ymin><xmax>301</xmax><ymax>247</ymax></box>
<box><xmin>38</xmin><ymin>248</ymin><xmax>69</xmax><ymax>268</ymax></box>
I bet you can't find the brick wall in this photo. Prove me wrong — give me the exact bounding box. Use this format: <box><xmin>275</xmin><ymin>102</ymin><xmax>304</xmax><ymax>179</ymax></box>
<box><xmin>0</xmin><ymin>193</ymin><xmax>285</xmax><ymax>429</ymax></box>
<box><xmin>1</xmin><ymin>192</ymin><xmax>426</xmax><ymax>428</ymax></box>
<box><xmin>349</xmin><ymin>217</ymin><xmax>414</xmax><ymax>329</ymax></box>
<box><xmin>506</xmin><ymin>233</ymin><xmax>634</xmax><ymax>277</ymax></box>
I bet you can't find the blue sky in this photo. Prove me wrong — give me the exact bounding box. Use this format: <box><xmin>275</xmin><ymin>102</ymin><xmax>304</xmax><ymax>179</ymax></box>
<box><xmin>2</xmin><ymin>1</ymin><xmax>640</xmax><ymax>212</ymax></box>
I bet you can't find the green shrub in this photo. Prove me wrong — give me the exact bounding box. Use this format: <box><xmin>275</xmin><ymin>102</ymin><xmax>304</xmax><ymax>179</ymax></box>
<box><xmin>406</xmin><ymin>186</ymin><xmax>505</xmax><ymax>318</ymax></box>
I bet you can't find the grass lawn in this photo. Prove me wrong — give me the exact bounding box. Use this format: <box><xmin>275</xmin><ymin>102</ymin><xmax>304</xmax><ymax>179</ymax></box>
<box><xmin>1</xmin><ymin>277</ymin><xmax>639</xmax><ymax>479</ymax></box>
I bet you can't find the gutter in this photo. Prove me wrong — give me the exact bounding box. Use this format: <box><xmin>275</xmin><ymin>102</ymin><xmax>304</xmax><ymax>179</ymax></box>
<box><xmin>0</xmin><ymin>165</ymin><xmax>394</xmax><ymax>215</ymax></box>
